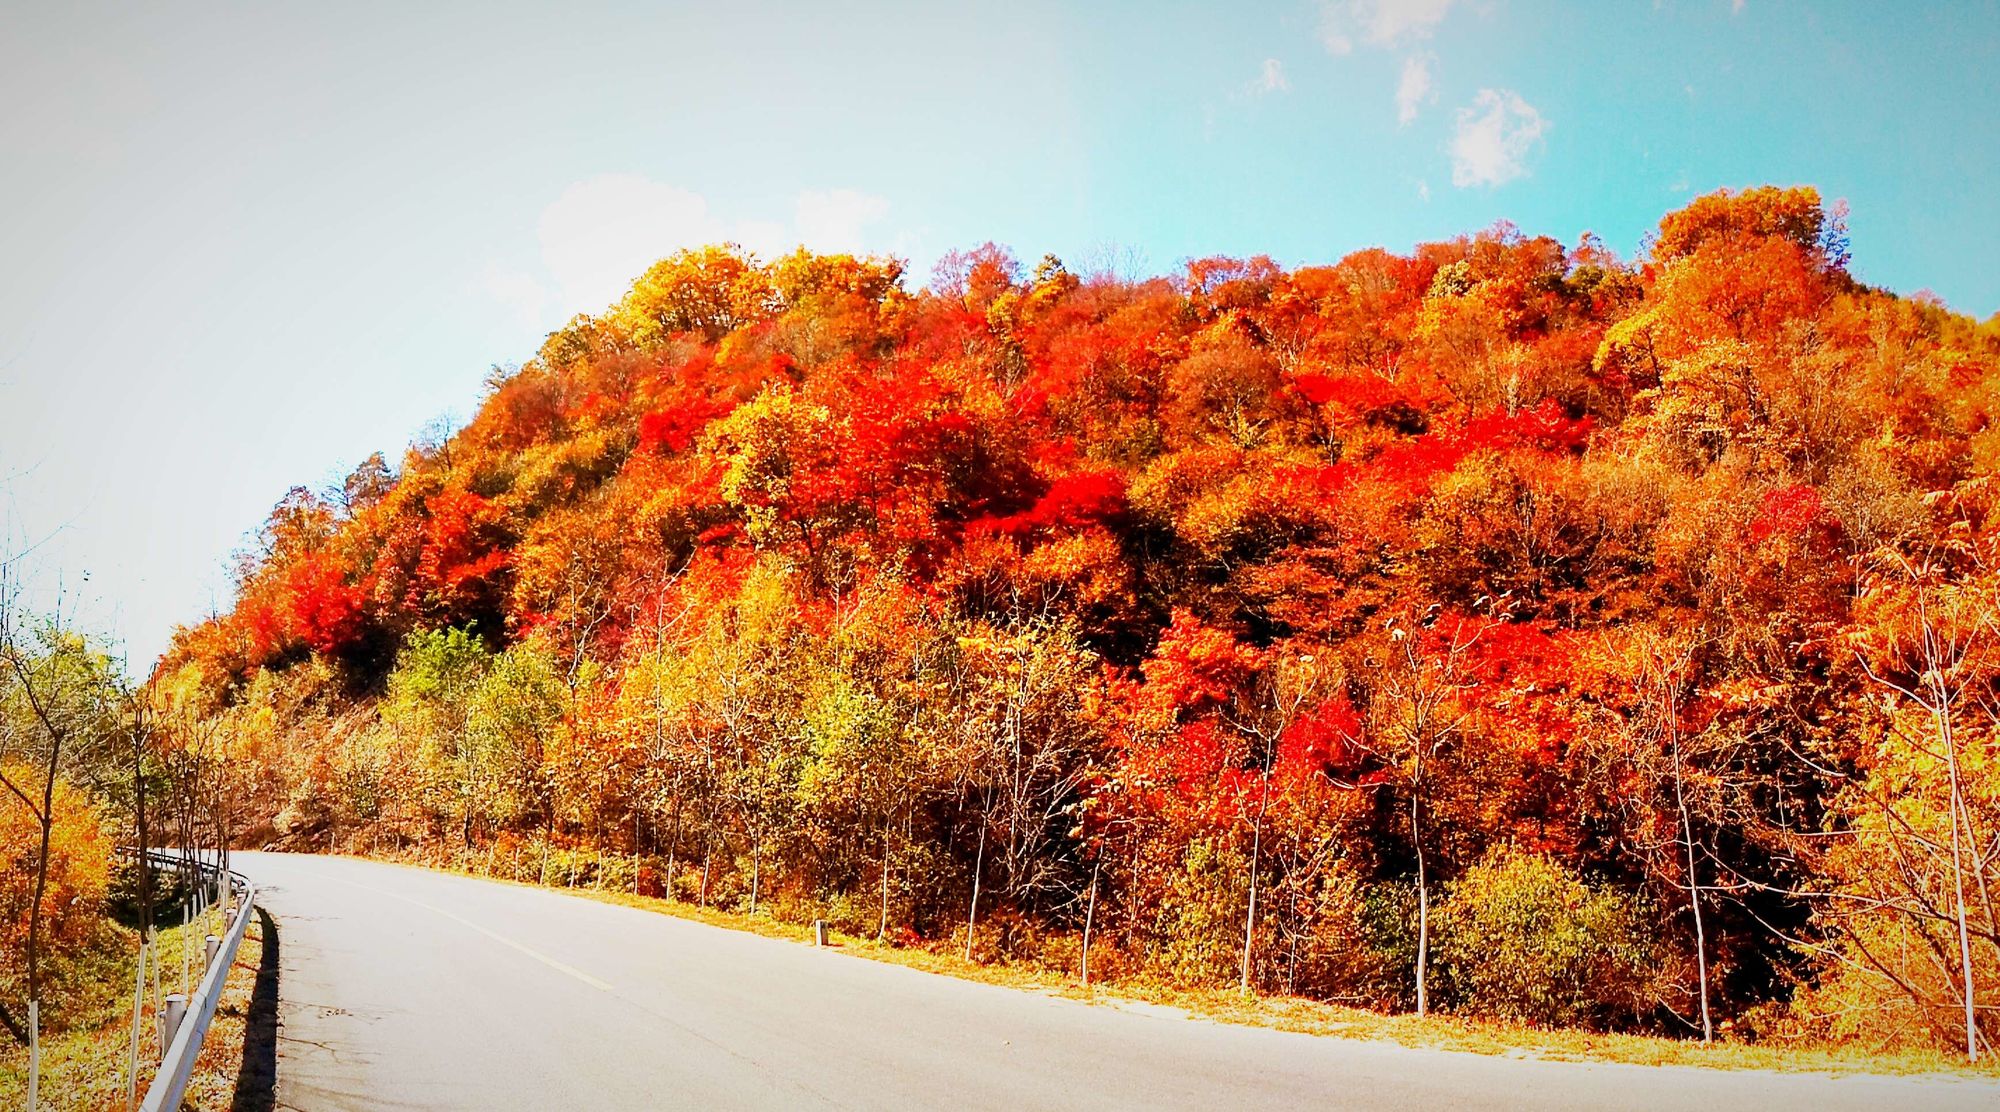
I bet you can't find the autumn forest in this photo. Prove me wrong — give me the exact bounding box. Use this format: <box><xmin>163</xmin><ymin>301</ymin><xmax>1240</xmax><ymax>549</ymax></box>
<box><xmin>28</xmin><ymin>186</ymin><xmax>2000</xmax><ymax>1060</ymax></box>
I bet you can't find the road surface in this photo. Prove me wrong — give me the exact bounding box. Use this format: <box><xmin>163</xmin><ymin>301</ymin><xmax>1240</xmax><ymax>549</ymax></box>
<box><xmin>235</xmin><ymin>851</ymin><xmax>1998</xmax><ymax>1111</ymax></box>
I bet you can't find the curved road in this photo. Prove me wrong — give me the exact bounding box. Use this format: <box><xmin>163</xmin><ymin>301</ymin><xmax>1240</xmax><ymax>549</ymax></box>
<box><xmin>236</xmin><ymin>852</ymin><xmax>1997</xmax><ymax>1111</ymax></box>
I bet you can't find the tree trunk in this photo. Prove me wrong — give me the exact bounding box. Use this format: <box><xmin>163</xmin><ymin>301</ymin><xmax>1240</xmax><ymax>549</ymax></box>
<box><xmin>879</xmin><ymin>819</ymin><xmax>892</xmax><ymax>941</ymax></box>
<box><xmin>1669</xmin><ymin>718</ymin><xmax>1714</xmax><ymax>1043</ymax></box>
<box><xmin>1241</xmin><ymin>772</ymin><xmax>1270</xmax><ymax>993</ymax></box>
<box><xmin>664</xmin><ymin>794</ymin><xmax>684</xmax><ymax>903</ymax></box>
<box><xmin>1081</xmin><ymin>854</ymin><xmax>1102</xmax><ymax>987</ymax></box>
<box><xmin>1933</xmin><ymin>686</ymin><xmax>1981</xmax><ymax>1063</ymax></box>
<box><xmin>1411</xmin><ymin>789</ymin><xmax>1429</xmax><ymax>1018</ymax></box>
<box><xmin>135</xmin><ymin>725</ymin><xmax>153</xmax><ymax>936</ymax></box>
<box><xmin>966</xmin><ymin>814</ymin><xmax>987</xmax><ymax>962</ymax></box>
<box><xmin>1286</xmin><ymin>909</ymin><xmax>1302</xmax><ymax>996</ymax></box>
<box><xmin>28</xmin><ymin>768</ymin><xmax>56</xmax><ymax>1013</ymax></box>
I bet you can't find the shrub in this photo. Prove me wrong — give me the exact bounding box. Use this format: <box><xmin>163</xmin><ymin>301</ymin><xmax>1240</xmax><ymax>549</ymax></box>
<box><xmin>1147</xmin><ymin>838</ymin><xmax>1249</xmax><ymax>987</ymax></box>
<box><xmin>0</xmin><ymin>773</ymin><xmax>121</xmax><ymax>1031</ymax></box>
<box><xmin>1434</xmin><ymin>849</ymin><xmax>1659</xmax><ymax>1028</ymax></box>
<box><xmin>1357</xmin><ymin>882</ymin><xmax>1420</xmax><ymax>1010</ymax></box>
<box><xmin>1275</xmin><ymin>865</ymin><xmax>1400</xmax><ymax>1006</ymax></box>
<box><xmin>1770</xmin><ymin>907</ymin><xmax>2000</xmax><ymax>1053</ymax></box>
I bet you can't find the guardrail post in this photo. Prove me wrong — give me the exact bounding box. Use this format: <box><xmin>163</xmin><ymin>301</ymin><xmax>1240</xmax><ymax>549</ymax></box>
<box><xmin>160</xmin><ymin>993</ymin><xmax>186</xmax><ymax>1061</ymax></box>
<box><xmin>128</xmin><ymin>850</ymin><xmax>258</xmax><ymax>1112</ymax></box>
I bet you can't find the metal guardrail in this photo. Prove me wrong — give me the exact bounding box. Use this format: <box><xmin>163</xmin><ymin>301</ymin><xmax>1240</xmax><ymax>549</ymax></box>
<box><xmin>124</xmin><ymin>850</ymin><xmax>257</xmax><ymax>1112</ymax></box>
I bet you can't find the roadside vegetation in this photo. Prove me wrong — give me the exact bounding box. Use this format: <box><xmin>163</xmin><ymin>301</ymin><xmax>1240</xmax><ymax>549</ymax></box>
<box><xmin>154</xmin><ymin>187</ymin><xmax>2000</xmax><ymax>1063</ymax></box>
<box><xmin>1</xmin><ymin>578</ymin><xmax>250</xmax><ymax>1105</ymax></box>
<box><xmin>0</xmin><ymin>907</ymin><xmax>261</xmax><ymax>1110</ymax></box>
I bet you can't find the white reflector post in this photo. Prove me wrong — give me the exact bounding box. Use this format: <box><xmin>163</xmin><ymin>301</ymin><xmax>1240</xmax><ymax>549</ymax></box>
<box><xmin>161</xmin><ymin>993</ymin><xmax>186</xmax><ymax>1060</ymax></box>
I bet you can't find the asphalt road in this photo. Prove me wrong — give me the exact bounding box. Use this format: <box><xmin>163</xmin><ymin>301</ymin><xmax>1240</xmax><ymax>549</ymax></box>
<box><xmin>235</xmin><ymin>851</ymin><xmax>1999</xmax><ymax>1111</ymax></box>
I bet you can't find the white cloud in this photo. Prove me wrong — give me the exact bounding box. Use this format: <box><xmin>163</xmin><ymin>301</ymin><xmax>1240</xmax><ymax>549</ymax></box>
<box><xmin>1319</xmin><ymin>0</ymin><xmax>1455</xmax><ymax>54</ymax></box>
<box><xmin>1448</xmin><ymin>88</ymin><xmax>1548</xmax><ymax>188</ymax></box>
<box><xmin>538</xmin><ymin>175</ymin><xmax>729</xmax><ymax>313</ymax></box>
<box><xmin>1318</xmin><ymin>9</ymin><xmax>1354</xmax><ymax>54</ymax></box>
<box><xmin>731</xmin><ymin>219</ymin><xmax>791</xmax><ymax>260</ymax></box>
<box><xmin>1364</xmin><ymin>0</ymin><xmax>1455</xmax><ymax>45</ymax></box>
<box><xmin>1317</xmin><ymin>3</ymin><xmax>1454</xmax><ymax>125</ymax></box>
<box><xmin>1250</xmin><ymin>58</ymin><xmax>1290</xmax><ymax>95</ymax></box>
<box><xmin>794</xmin><ymin>189</ymin><xmax>891</xmax><ymax>255</ymax></box>
<box><xmin>475</xmin><ymin>263</ymin><xmax>546</xmax><ymax>330</ymax></box>
<box><xmin>487</xmin><ymin>174</ymin><xmax>894</xmax><ymax>325</ymax></box>
<box><xmin>1395</xmin><ymin>53</ymin><xmax>1435</xmax><ymax>124</ymax></box>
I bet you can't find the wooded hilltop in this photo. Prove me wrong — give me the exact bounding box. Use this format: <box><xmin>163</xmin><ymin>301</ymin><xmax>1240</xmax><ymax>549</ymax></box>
<box><xmin>146</xmin><ymin>186</ymin><xmax>2000</xmax><ymax>1055</ymax></box>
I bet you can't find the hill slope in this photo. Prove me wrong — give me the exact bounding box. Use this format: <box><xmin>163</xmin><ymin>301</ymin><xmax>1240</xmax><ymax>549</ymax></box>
<box><xmin>159</xmin><ymin>188</ymin><xmax>2000</xmax><ymax>1054</ymax></box>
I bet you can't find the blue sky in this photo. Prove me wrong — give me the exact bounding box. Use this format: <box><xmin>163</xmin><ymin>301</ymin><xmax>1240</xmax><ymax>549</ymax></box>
<box><xmin>3</xmin><ymin>0</ymin><xmax>1997</xmax><ymax>670</ymax></box>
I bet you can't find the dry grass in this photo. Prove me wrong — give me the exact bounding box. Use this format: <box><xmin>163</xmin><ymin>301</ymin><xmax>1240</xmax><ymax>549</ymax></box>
<box><xmin>372</xmin><ymin>851</ymin><xmax>1996</xmax><ymax>1083</ymax></box>
<box><xmin>0</xmin><ymin>903</ymin><xmax>263</xmax><ymax>1111</ymax></box>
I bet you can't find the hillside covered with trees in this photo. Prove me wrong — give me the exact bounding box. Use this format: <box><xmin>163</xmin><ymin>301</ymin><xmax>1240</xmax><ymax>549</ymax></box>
<box><xmin>154</xmin><ymin>187</ymin><xmax>2000</xmax><ymax>1054</ymax></box>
